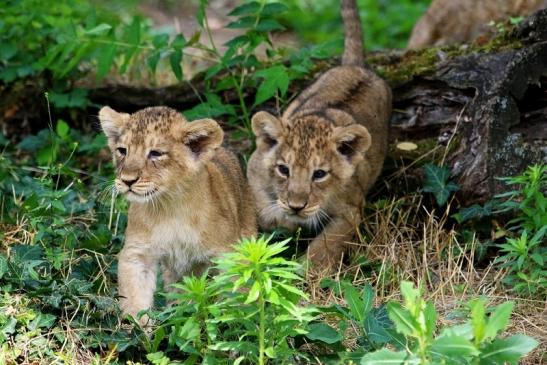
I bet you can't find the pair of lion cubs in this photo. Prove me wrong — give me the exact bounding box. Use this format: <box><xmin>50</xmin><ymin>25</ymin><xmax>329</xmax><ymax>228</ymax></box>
<box><xmin>99</xmin><ymin>0</ymin><xmax>391</xmax><ymax>322</ymax></box>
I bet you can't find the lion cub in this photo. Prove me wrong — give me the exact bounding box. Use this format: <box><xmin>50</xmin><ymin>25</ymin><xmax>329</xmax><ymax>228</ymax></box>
<box><xmin>247</xmin><ymin>0</ymin><xmax>391</xmax><ymax>271</ymax></box>
<box><xmin>99</xmin><ymin>106</ymin><xmax>256</xmax><ymax>321</ymax></box>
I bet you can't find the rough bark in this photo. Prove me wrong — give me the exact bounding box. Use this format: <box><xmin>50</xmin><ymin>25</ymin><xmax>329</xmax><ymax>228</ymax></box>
<box><xmin>1</xmin><ymin>11</ymin><xmax>546</xmax><ymax>204</ymax></box>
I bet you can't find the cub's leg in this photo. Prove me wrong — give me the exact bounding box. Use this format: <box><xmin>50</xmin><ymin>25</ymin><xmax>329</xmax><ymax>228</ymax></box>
<box><xmin>306</xmin><ymin>210</ymin><xmax>360</xmax><ymax>271</ymax></box>
<box><xmin>118</xmin><ymin>245</ymin><xmax>157</xmax><ymax>324</ymax></box>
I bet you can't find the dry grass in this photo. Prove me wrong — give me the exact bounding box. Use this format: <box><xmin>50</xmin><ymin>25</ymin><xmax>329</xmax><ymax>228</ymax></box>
<box><xmin>304</xmin><ymin>192</ymin><xmax>546</xmax><ymax>364</ymax></box>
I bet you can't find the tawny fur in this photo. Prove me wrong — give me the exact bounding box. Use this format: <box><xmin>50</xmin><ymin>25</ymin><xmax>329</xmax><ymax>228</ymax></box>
<box><xmin>99</xmin><ymin>106</ymin><xmax>256</xmax><ymax>322</ymax></box>
<box><xmin>408</xmin><ymin>0</ymin><xmax>547</xmax><ymax>49</ymax></box>
<box><xmin>247</xmin><ymin>0</ymin><xmax>391</xmax><ymax>271</ymax></box>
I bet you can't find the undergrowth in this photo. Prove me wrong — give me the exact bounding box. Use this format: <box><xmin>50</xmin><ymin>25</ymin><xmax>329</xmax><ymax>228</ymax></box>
<box><xmin>1</xmin><ymin>0</ymin><xmax>545</xmax><ymax>364</ymax></box>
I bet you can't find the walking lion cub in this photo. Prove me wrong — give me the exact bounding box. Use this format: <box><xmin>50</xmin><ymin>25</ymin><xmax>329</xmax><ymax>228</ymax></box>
<box><xmin>99</xmin><ymin>106</ymin><xmax>256</xmax><ymax>322</ymax></box>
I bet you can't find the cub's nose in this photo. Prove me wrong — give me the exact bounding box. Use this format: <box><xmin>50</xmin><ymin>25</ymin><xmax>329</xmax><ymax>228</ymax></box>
<box><xmin>288</xmin><ymin>203</ymin><xmax>306</xmax><ymax>214</ymax></box>
<box><xmin>121</xmin><ymin>177</ymin><xmax>138</xmax><ymax>187</ymax></box>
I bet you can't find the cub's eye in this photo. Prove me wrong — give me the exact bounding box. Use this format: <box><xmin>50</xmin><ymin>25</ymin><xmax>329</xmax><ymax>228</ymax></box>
<box><xmin>312</xmin><ymin>169</ymin><xmax>328</xmax><ymax>180</ymax></box>
<box><xmin>116</xmin><ymin>147</ymin><xmax>127</xmax><ymax>156</ymax></box>
<box><xmin>277</xmin><ymin>164</ymin><xmax>290</xmax><ymax>177</ymax></box>
<box><xmin>148</xmin><ymin>150</ymin><xmax>165</xmax><ymax>159</ymax></box>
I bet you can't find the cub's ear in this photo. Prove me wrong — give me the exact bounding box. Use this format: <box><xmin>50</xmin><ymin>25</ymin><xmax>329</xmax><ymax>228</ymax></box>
<box><xmin>181</xmin><ymin>118</ymin><xmax>224</xmax><ymax>158</ymax></box>
<box><xmin>251</xmin><ymin>111</ymin><xmax>283</xmax><ymax>149</ymax></box>
<box><xmin>99</xmin><ymin>106</ymin><xmax>129</xmax><ymax>141</ymax></box>
<box><xmin>332</xmin><ymin>124</ymin><xmax>371</xmax><ymax>160</ymax></box>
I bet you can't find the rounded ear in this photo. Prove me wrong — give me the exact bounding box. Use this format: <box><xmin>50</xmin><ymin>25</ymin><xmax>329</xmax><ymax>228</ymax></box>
<box><xmin>251</xmin><ymin>111</ymin><xmax>283</xmax><ymax>149</ymax></box>
<box><xmin>332</xmin><ymin>124</ymin><xmax>371</xmax><ymax>160</ymax></box>
<box><xmin>99</xmin><ymin>106</ymin><xmax>129</xmax><ymax>141</ymax></box>
<box><xmin>181</xmin><ymin>118</ymin><xmax>224</xmax><ymax>158</ymax></box>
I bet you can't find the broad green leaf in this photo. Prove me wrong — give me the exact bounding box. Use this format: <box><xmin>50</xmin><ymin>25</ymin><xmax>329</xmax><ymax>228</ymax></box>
<box><xmin>56</xmin><ymin>119</ymin><xmax>69</xmax><ymax>139</ymax></box>
<box><xmin>400</xmin><ymin>281</ymin><xmax>420</xmax><ymax>311</ymax></box>
<box><xmin>85</xmin><ymin>23</ymin><xmax>112</xmax><ymax>35</ymax></box>
<box><xmin>152</xmin><ymin>34</ymin><xmax>169</xmax><ymax>49</ymax></box>
<box><xmin>147</xmin><ymin>51</ymin><xmax>161</xmax><ymax>74</ymax></box>
<box><xmin>387</xmin><ymin>302</ymin><xmax>419</xmax><ymax>337</ymax></box>
<box><xmin>362</xmin><ymin>284</ymin><xmax>374</xmax><ymax>316</ymax></box>
<box><xmin>171</xmin><ymin>33</ymin><xmax>186</xmax><ymax>49</ymax></box>
<box><xmin>170</xmin><ymin>49</ymin><xmax>183</xmax><ymax>81</ymax></box>
<box><xmin>360</xmin><ymin>349</ymin><xmax>409</xmax><ymax>365</ymax></box>
<box><xmin>254</xmin><ymin>65</ymin><xmax>289</xmax><ymax>105</ymax></box>
<box><xmin>484</xmin><ymin>301</ymin><xmax>513</xmax><ymax>341</ymax></box>
<box><xmin>245</xmin><ymin>281</ymin><xmax>260</xmax><ymax>304</ymax></box>
<box><xmin>96</xmin><ymin>43</ymin><xmax>117</xmax><ymax>80</ymax></box>
<box><xmin>262</xmin><ymin>2</ymin><xmax>289</xmax><ymax>16</ymax></box>
<box><xmin>470</xmin><ymin>298</ymin><xmax>486</xmax><ymax>344</ymax></box>
<box><xmin>305</xmin><ymin>323</ymin><xmax>343</xmax><ymax>344</ymax></box>
<box><xmin>228</xmin><ymin>1</ymin><xmax>261</xmax><ymax>16</ymax></box>
<box><xmin>342</xmin><ymin>282</ymin><xmax>366</xmax><ymax>322</ymax></box>
<box><xmin>256</xmin><ymin>19</ymin><xmax>284</xmax><ymax>32</ymax></box>
<box><xmin>430</xmin><ymin>335</ymin><xmax>479</xmax><ymax>357</ymax></box>
<box><xmin>423</xmin><ymin>302</ymin><xmax>437</xmax><ymax>338</ymax></box>
<box><xmin>479</xmin><ymin>335</ymin><xmax>538</xmax><ymax>365</ymax></box>
<box><xmin>422</xmin><ymin>163</ymin><xmax>459</xmax><ymax>206</ymax></box>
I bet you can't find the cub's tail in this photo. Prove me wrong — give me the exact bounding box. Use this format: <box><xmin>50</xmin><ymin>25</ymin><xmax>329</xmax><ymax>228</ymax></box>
<box><xmin>341</xmin><ymin>0</ymin><xmax>364</xmax><ymax>66</ymax></box>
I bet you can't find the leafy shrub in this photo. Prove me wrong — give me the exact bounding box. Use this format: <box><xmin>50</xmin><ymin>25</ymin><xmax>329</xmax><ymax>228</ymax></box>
<box><xmin>149</xmin><ymin>236</ymin><xmax>317</xmax><ymax>364</ymax></box>
<box><xmin>492</xmin><ymin>163</ymin><xmax>547</xmax><ymax>296</ymax></box>
<box><xmin>306</xmin><ymin>281</ymin><xmax>538</xmax><ymax>364</ymax></box>
<box><xmin>360</xmin><ymin>282</ymin><xmax>538</xmax><ymax>364</ymax></box>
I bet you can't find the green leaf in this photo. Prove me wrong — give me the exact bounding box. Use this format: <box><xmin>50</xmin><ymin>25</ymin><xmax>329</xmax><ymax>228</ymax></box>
<box><xmin>262</xmin><ymin>3</ymin><xmax>289</xmax><ymax>16</ymax></box>
<box><xmin>97</xmin><ymin>43</ymin><xmax>117</xmax><ymax>80</ymax></box>
<box><xmin>470</xmin><ymin>299</ymin><xmax>486</xmax><ymax>345</ymax></box>
<box><xmin>254</xmin><ymin>65</ymin><xmax>289</xmax><ymax>105</ymax></box>
<box><xmin>171</xmin><ymin>33</ymin><xmax>186</xmax><ymax>50</ymax></box>
<box><xmin>256</xmin><ymin>19</ymin><xmax>284</xmax><ymax>32</ymax></box>
<box><xmin>387</xmin><ymin>302</ymin><xmax>419</xmax><ymax>337</ymax></box>
<box><xmin>362</xmin><ymin>284</ymin><xmax>374</xmax><ymax>317</ymax></box>
<box><xmin>245</xmin><ymin>281</ymin><xmax>260</xmax><ymax>304</ymax></box>
<box><xmin>228</xmin><ymin>1</ymin><xmax>261</xmax><ymax>16</ymax></box>
<box><xmin>422</xmin><ymin>163</ymin><xmax>459</xmax><ymax>206</ymax></box>
<box><xmin>56</xmin><ymin>119</ymin><xmax>69</xmax><ymax>139</ymax></box>
<box><xmin>305</xmin><ymin>323</ymin><xmax>343</xmax><ymax>344</ymax></box>
<box><xmin>85</xmin><ymin>23</ymin><xmax>112</xmax><ymax>35</ymax></box>
<box><xmin>430</xmin><ymin>335</ymin><xmax>479</xmax><ymax>357</ymax></box>
<box><xmin>342</xmin><ymin>282</ymin><xmax>366</xmax><ymax>322</ymax></box>
<box><xmin>484</xmin><ymin>301</ymin><xmax>513</xmax><ymax>341</ymax></box>
<box><xmin>169</xmin><ymin>49</ymin><xmax>183</xmax><ymax>81</ymax></box>
<box><xmin>479</xmin><ymin>335</ymin><xmax>538</xmax><ymax>365</ymax></box>
<box><xmin>360</xmin><ymin>349</ymin><xmax>409</xmax><ymax>365</ymax></box>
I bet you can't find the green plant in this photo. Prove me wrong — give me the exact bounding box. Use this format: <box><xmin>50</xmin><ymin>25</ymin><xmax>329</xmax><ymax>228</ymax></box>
<box><xmin>493</xmin><ymin>164</ymin><xmax>547</xmax><ymax>296</ymax></box>
<box><xmin>359</xmin><ymin>281</ymin><xmax>538</xmax><ymax>364</ymax></box>
<box><xmin>496</xmin><ymin>228</ymin><xmax>546</xmax><ymax>296</ymax></box>
<box><xmin>305</xmin><ymin>280</ymin><xmax>406</xmax><ymax>361</ymax></box>
<box><xmin>496</xmin><ymin>164</ymin><xmax>546</xmax><ymax>233</ymax></box>
<box><xmin>422</xmin><ymin>163</ymin><xmax>459</xmax><ymax>206</ymax></box>
<box><xmin>151</xmin><ymin>236</ymin><xmax>317</xmax><ymax>364</ymax></box>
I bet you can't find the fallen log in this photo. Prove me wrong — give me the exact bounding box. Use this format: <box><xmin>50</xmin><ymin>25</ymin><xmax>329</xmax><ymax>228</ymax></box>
<box><xmin>2</xmin><ymin>10</ymin><xmax>546</xmax><ymax>204</ymax></box>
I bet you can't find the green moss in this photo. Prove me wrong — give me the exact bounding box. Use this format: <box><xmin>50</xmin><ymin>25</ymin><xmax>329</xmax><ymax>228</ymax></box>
<box><xmin>367</xmin><ymin>26</ymin><xmax>523</xmax><ymax>86</ymax></box>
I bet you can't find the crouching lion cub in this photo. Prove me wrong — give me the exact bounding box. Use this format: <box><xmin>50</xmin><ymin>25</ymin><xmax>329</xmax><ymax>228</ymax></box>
<box><xmin>99</xmin><ymin>106</ymin><xmax>256</xmax><ymax>322</ymax></box>
<box><xmin>247</xmin><ymin>0</ymin><xmax>391</xmax><ymax>271</ymax></box>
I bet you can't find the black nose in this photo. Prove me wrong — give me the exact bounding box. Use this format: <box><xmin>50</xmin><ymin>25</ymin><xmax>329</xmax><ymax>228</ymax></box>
<box><xmin>288</xmin><ymin>203</ymin><xmax>306</xmax><ymax>213</ymax></box>
<box><xmin>122</xmin><ymin>178</ymin><xmax>138</xmax><ymax>187</ymax></box>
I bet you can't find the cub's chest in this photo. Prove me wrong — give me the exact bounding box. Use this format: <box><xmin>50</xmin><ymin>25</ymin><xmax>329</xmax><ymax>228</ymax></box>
<box><xmin>149</xmin><ymin>216</ymin><xmax>203</xmax><ymax>256</ymax></box>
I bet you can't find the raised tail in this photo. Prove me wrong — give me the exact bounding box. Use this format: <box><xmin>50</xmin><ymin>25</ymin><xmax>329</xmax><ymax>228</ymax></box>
<box><xmin>341</xmin><ymin>0</ymin><xmax>364</xmax><ymax>66</ymax></box>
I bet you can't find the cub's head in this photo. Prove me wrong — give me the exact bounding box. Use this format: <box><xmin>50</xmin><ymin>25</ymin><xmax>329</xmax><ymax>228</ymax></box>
<box><xmin>99</xmin><ymin>106</ymin><xmax>223</xmax><ymax>203</ymax></box>
<box><xmin>252</xmin><ymin>109</ymin><xmax>371</xmax><ymax>226</ymax></box>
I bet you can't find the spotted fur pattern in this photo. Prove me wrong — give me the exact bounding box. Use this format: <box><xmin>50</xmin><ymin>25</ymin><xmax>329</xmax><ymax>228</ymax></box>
<box><xmin>99</xmin><ymin>106</ymin><xmax>256</xmax><ymax>322</ymax></box>
<box><xmin>247</xmin><ymin>1</ymin><xmax>392</xmax><ymax>271</ymax></box>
